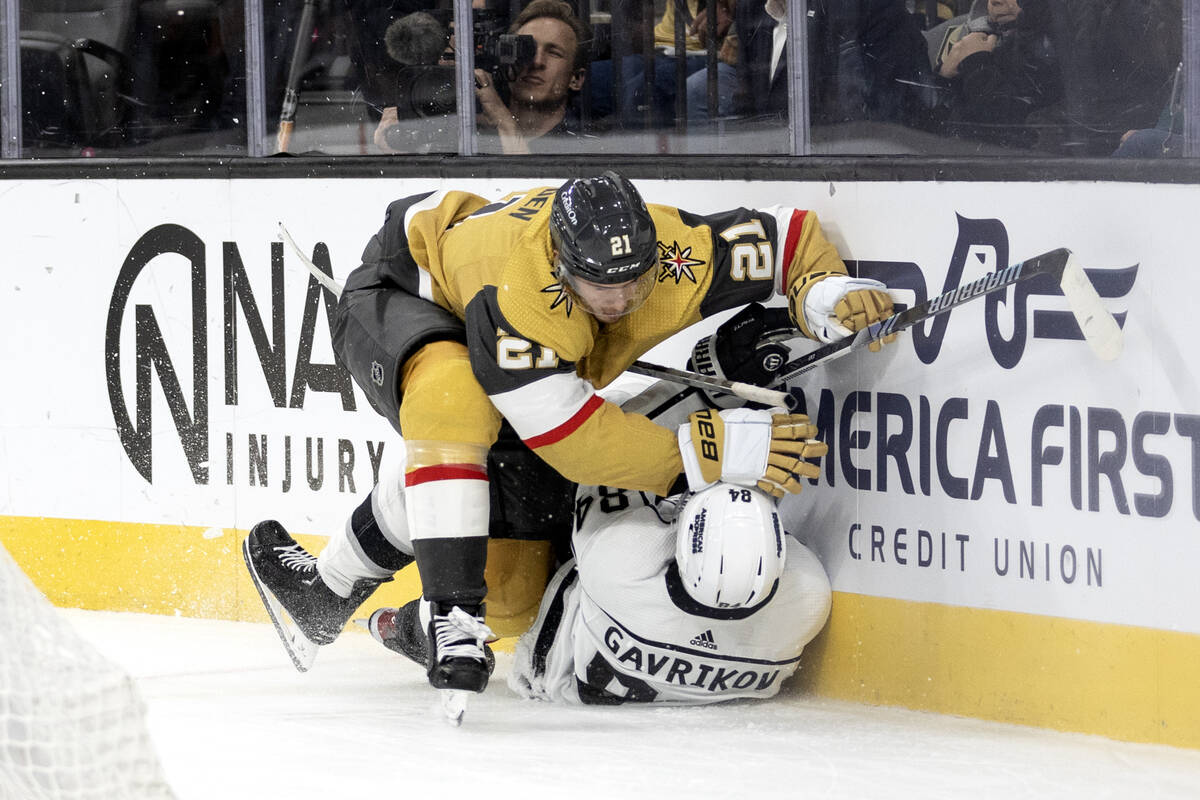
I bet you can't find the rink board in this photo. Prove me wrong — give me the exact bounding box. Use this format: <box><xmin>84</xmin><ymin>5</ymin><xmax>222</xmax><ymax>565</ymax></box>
<box><xmin>1</xmin><ymin>176</ymin><xmax>1197</xmax><ymax>748</ymax></box>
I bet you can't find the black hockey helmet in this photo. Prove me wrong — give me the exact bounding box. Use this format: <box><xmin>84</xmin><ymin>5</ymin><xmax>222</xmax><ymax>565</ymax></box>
<box><xmin>549</xmin><ymin>171</ymin><xmax>658</xmax><ymax>286</ymax></box>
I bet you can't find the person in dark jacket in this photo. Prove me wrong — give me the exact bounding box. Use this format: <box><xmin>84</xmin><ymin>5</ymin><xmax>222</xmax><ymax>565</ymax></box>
<box><xmin>732</xmin><ymin>0</ymin><xmax>929</xmax><ymax>127</ymax></box>
<box><xmin>931</xmin><ymin>0</ymin><xmax>1062</xmax><ymax>148</ymax></box>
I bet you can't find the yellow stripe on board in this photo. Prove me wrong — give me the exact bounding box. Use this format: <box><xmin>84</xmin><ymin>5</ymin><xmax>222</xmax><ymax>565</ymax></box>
<box><xmin>0</xmin><ymin>515</ymin><xmax>541</xmax><ymax>645</ymax></box>
<box><xmin>4</xmin><ymin>515</ymin><xmax>1199</xmax><ymax>749</ymax></box>
<box><xmin>0</xmin><ymin>515</ymin><xmax>423</xmax><ymax>621</ymax></box>
<box><xmin>793</xmin><ymin>591</ymin><xmax>1200</xmax><ymax>750</ymax></box>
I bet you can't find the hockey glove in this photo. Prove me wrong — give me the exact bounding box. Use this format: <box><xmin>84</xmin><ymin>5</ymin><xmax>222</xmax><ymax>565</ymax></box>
<box><xmin>788</xmin><ymin>273</ymin><xmax>897</xmax><ymax>352</ymax></box>
<box><xmin>688</xmin><ymin>303</ymin><xmax>794</xmax><ymax>408</ymax></box>
<box><xmin>678</xmin><ymin>408</ymin><xmax>828</xmax><ymax>499</ymax></box>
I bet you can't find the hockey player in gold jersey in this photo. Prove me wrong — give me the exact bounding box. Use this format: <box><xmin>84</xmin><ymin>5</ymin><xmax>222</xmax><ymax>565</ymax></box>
<box><xmin>243</xmin><ymin>171</ymin><xmax>893</xmax><ymax>716</ymax></box>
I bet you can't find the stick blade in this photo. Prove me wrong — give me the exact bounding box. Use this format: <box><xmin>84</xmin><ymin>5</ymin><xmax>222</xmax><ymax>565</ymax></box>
<box><xmin>1060</xmin><ymin>253</ymin><xmax>1124</xmax><ymax>361</ymax></box>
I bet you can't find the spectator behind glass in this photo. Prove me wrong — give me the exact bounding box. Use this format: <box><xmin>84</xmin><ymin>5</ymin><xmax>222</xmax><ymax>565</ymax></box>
<box><xmin>730</xmin><ymin>0</ymin><xmax>928</xmax><ymax>127</ymax></box>
<box><xmin>927</xmin><ymin>0</ymin><xmax>1062</xmax><ymax>148</ymax></box>
<box><xmin>1112</xmin><ymin>61</ymin><xmax>1183</xmax><ymax>158</ymax></box>
<box><xmin>374</xmin><ymin>0</ymin><xmax>590</xmax><ymax>155</ymax></box>
<box><xmin>590</xmin><ymin>0</ymin><xmax>734</xmax><ymax>129</ymax></box>
<box><xmin>685</xmin><ymin>0</ymin><xmax>739</xmax><ymax>122</ymax></box>
<box><xmin>1051</xmin><ymin>0</ymin><xmax>1181</xmax><ymax>155</ymax></box>
<box><xmin>344</xmin><ymin>0</ymin><xmax>438</xmax><ymax>115</ymax></box>
<box><xmin>478</xmin><ymin>0</ymin><xmax>590</xmax><ymax>153</ymax></box>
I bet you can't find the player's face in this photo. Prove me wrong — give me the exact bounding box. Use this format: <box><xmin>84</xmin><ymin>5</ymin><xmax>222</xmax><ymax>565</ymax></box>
<box><xmin>508</xmin><ymin>17</ymin><xmax>584</xmax><ymax>108</ymax></box>
<box><xmin>564</xmin><ymin>270</ymin><xmax>657</xmax><ymax>323</ymax></box>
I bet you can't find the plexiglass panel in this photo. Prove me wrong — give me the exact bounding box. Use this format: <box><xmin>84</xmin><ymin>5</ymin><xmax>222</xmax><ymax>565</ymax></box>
<box><xmin>808</xmin><ymin>0</ymin><xmax>1182</xmax><ymax>158</ymax></box>
<box><xmin>0</xmin><ymin>0</ymin><xmax>1189</xmax><ymax>158</ymax></box>
<box><xmin>16</xmin><ymin>0</ymin><xmax>251</xmax><ymax>155</ymax></box>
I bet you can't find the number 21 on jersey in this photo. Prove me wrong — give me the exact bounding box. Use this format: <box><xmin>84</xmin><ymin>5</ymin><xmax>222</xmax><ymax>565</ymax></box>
<box><xmin>497</xmin><ymin>333</ymin><xmax>559</xmax><ymax>370</ymax></box>
<box><xmin>720</xmin><ymin>220</ymin><xmax>774</xmax><ymax>281</ymax></box>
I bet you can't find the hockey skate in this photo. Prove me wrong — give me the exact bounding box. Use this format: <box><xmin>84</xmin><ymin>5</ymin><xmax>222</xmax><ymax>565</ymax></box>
<box><xmin>243</xmin><ymin>520</ymin><xmax>388</xmax><ymax>672</ymax></box>
<box><xmin>362</xmin><ymin>599</ymin><xmax>495</xmax><ymax>725</ymax></box>
<box><xmin>362</xmin><ymin>600</ymin><xmax>496</xmax><ymax>675</ymax></box>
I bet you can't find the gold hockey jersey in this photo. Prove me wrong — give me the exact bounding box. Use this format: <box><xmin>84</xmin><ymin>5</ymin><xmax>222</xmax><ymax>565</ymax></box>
<box><xmin>399</xmin><ymin>185</ymin><xmax>847</xmax><ymax>496</ymax></box>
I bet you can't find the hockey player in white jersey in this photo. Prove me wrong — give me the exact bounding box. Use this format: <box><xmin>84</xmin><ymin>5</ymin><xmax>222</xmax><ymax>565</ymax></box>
<box><xmin>505</xmin><ymin>479</ymin><xmax>830</xmax><ymax>704</ymax></box>
<box><xmin>365</xmin><ymin>381</ymin><xmax>832</xmax><ymax>706</ymax></box>
<box><xmin>503</xmin><ymin>388</ymin><xmax>832</xmax><ymax>705</ymax></box>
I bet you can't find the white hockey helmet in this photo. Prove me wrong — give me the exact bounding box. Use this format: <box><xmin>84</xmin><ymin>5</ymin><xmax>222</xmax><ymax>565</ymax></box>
<box><xmin>675</xmin><ymin>484</ymin><xmax>785</xmax><ymax>609</ymax></box>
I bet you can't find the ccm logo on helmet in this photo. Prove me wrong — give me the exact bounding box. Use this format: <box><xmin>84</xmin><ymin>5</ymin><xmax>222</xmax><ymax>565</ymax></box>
<box><xmin>605</xmin><ymin>262</ymin><xmax>644</xmax><ymax>275</ymax></box>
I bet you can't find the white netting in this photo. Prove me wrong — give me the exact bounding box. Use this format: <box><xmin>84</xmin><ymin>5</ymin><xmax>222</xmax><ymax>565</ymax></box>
<box><xmin>0</xmin><ymin>541</ymin><xmax>176</xmax><ymax>800</ymax></box>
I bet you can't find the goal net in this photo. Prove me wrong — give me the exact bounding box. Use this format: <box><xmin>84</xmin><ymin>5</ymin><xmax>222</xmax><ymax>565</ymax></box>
<box><xmin>0</xmin><ymin>540</ymin><xmax>176</xmax><ymax>799</ymax></box>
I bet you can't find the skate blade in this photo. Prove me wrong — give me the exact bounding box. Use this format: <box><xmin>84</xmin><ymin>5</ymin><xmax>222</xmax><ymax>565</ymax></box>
<box><xmin>440</xmin><ymin>690</ymin><xmax>469</xmax><ymax>727</ymax></box>
<box><xmin>242</xmin><ymin>537</ymin><xmax>321</xmax><ymax>673</ymax></box>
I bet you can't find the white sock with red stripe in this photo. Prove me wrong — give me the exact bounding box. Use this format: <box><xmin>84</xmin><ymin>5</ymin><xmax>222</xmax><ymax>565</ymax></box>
<box><xmin>404</xmin><ymin>462</ymin><xmax>491</xmax><ymax>551</ymax></box>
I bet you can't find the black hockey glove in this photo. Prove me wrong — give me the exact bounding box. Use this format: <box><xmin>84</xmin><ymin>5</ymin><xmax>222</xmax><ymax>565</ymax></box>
<box><xmin>688</xmin><ymin>303</ymin><xmax>794</xmax><ymax>408</ymax></box>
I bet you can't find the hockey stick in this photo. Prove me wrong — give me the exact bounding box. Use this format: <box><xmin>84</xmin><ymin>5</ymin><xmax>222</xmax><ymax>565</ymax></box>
<box><xmin>277</xmin><ymin>223</ymin><xmax>792</xmax><ymax>407</ymax></box>
<box><xmin>631</xmin><ymin>246</ymin><xmax>1121</xmax><ymax>405</ymax></box>
<box><xmin>279</xmin><ymin>222</ymin><xmax>344</xmax><ymax>297</ymax></box>
<box><xmin>275</xmin><ymin>0</ymin><xmax>318</xmax><ymax>154</ymax></box>
<box><xmin>627</xmin><ymin>361</ymin><xmax>791</xmax><ymax>407</ymax></box>
<box><xmin>767</xmin><ymin>247</ymin><xmax>1123</xmax><ymax>390</ymax></box>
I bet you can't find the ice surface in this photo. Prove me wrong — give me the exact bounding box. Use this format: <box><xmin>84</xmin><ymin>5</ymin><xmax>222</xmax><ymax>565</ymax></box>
<box><xmin>63</xmin><ymin>610</ymin><xmax>1200</xmax><ymax>800</ymax></box>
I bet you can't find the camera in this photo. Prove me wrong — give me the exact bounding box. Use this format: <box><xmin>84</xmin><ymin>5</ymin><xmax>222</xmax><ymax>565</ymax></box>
<box><xmin>474</xmin><ymin>21</ymin><xmax>538</xmax><ymax>76</ymax></box>
<box><xmin>386</xmin><ymin>10</ymin><xmax>537</xmax><ymax>119</ymax></box>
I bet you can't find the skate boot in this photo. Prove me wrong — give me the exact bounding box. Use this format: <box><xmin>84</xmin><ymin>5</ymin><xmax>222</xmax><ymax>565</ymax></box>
<box><xmin>402</xmin><ymin>599</ymin><xmax>496</xmax><ymax>725</ymax></box>
<box><xmin>243</xmin><ymin>520</ymin><xmax>389</xmax><ymax>671</ymax></box>
<box><xmin>364</xmin><ymin>600</ymin><xmax>496</xmax><ymax>676</ymax></box>
<box><xmin>422</xmin><ymin>600</ymin><xmax>495</xmax><ymax>691</ymax></box>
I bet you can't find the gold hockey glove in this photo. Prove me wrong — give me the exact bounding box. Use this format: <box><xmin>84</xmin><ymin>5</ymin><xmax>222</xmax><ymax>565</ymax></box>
<box><xmin>789</xmin><ymin>274</ymin><xmax>897</xmax><ymax>352</ymax></box>
<box><xmin>835</xmin><ymin>288</ymin><xmax>896</xmax><ymax>352</ymax></box>
<box><xmin>678</xmin><ymin>408</ymin><xmax>828</xmax><ymax>498</ymax></box>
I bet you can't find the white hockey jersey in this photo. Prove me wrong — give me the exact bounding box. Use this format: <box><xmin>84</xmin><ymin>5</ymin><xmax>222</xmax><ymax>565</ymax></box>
<box><xmin>509</xmin><ymin>384</ymin><xmax>832</xmax><ymax>706</ymax></box>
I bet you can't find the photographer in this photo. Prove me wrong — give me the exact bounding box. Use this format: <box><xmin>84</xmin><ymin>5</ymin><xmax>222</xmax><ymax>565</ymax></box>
<box><xmin>375</xmin><ymin>0</ymin><xmax>590</xmax><ymax>155</ymax></box>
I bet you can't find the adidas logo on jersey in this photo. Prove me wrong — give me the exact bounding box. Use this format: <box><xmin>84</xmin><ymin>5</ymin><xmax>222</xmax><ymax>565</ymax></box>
<box><xmin>689</xmin><ymin>629</ymin><xmax>717</xmax><ymax>650</ymax></box>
